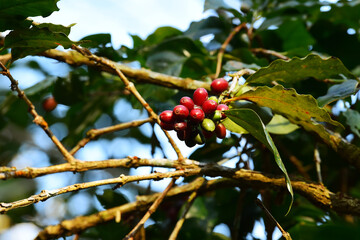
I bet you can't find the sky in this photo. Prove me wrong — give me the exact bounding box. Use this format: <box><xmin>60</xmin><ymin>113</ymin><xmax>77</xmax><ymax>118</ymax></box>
<box><xmin>0</xmin><ymin>0</ymin><xmax>278</xmax><ymax>239</ymax></box>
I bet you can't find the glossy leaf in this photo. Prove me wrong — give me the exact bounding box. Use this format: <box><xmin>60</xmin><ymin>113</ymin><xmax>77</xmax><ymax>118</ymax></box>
<box><xmin>317</xmin><ymin>80</ymin><xmax>360</xmax><ymax>107</ymax></box>
<box><xmin>266</xmin><ymin>114</ymin><xmax>300</xmax><ymax>135</ymax></box>
<box><xmin>246</xmin><ymin>54</ymin><xmax>357</xmax><ymax>85</ymax></box>
<box><xmin>225</xmin><ymin>108</ymin><xmax>293</xmax><ymax>214</ymax></box>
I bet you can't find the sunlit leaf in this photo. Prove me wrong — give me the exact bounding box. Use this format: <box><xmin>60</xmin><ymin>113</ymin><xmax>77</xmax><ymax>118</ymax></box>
<box><xmin>266</xmin><ymin>114</ymin><xmax>300</xmax><ymax>135</ymax></box>
<box><xmin>246</xmin><ymin>54</ymin><xmax>357</xmax><ymax>85</ymax></box>
<box><xmin>225</xmin><ymin>108</ymin><xmax>293</xmax><ymax>214</ymax></box>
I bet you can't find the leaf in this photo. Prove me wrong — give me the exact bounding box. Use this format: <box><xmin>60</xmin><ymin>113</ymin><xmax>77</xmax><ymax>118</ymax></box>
<box><xmin>36</xmin><ymin>22</ymin><xmax>74</xmax><ymax>36</ymax></box>
<box><xmin>317</xmin><ymin>80</ymin><xmax>360</xmax><ymax>107</ymax></box>
<box><xmin>185</xmin><ymin>16</ymin><xmax>224</xmax><ymax>40</ymax></box>
<box><xmin>146</xmin><ymin>51</ymin><xmax>186</xmax><ymax>76</ymax></box>
<box><xmin>343</xmin><ymin>109</ymin><xmax>360</xmax><ymax>138</ymax></box>
<box><xmin>203</xmin><ymin>0</ymin><xmax>232</xmax><ymax>12</ymax></box>
<box><xmin>225</xmin><ymin>108</ymin><xmax>293</xmax><ymax>214</ymax></box>
<box><xmin>95</xmin><ymin>189</ymin><xmax>129</xmax><ymax>209</ymax></box>
<box><xmin>246</xmin><ymin>54</ymin><xmax>357</xmax><ymax>85</ymax></box>
<box><xmin>4</xmin><ymin>25</ymin><xmax>77</xmax><ymax>60</ymax></box>
<box><xmin>223</xmin><ymin>60</ymin><xmax>260</xmax><ymax>71</ymax></box>
<box><xmin>222</xmin><ymin>117</ymin><xmax>248</xmax><ymax>134</ymax></box>
<box><xmin>266</xmin><ymin>114</ymin><xmax>300</xmax><ymax>135</ymax></box>
<box><xmin>0</xmin><ymin>0</ymin><xmax>59</xmax><ymax>31</ymax></box>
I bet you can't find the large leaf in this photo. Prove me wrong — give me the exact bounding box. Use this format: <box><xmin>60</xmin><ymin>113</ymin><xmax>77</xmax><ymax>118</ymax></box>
<box><xmin>225</xmin><ymin>108</ymin><xmax>293</xmax><ymax>214</ymax></box>
<box><xmin>0</xmin><ymin>0</ymin><xmax>59</xmax><ymax>31</ymax></box>
<box><xmin>317</xmin><ymin>80</ymin><xmax>360</xmax><ymax>107</ymax></box>
<box><xmin>4</xmin><ymin>24</ymin><xmax>77</xmax><ymax>60</ymax></box>
<box><xmin>266</xmin><ymin>114</ymin><xmax>300</xmax><ymax>135</ymax></box>
<box><xmin>246</xmin><ymin>54</ymin><xmax>357</xmax><ymax>85</ymax></box>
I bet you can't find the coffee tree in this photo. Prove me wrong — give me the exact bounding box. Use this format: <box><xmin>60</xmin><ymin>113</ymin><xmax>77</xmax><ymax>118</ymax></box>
<box><xmin>1</xmin><ymin>0</ymin><xmax>360</xmax><ymax>239</ymax></box>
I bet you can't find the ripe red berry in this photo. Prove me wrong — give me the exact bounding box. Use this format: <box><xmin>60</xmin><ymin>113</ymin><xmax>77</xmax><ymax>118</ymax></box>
<box><xmin>173</xmin><ymin>105</ymin><xmax>189</xmax><ymax>120</ymax></box>
<box><xmin>174</xmin><ymin>121</ymin><xmax>187</xmax><ymax>131</ymax></box>
<box><xmin>202</xmin><ymin>99</ymin><xmax>218</xmax><ymax>115</ymax></box>
<box><xmin>189</xmin><ymin>108</ymin><xmax>205</xmax><ymax>123</ymax></box>
<box><xmin>193</xmin><ymin>88</ymin><xmax>208</xmax><ymax>106</ymax></box>
<box><xmin>180</xmin><ymin>96</ymin><xmax>194</xmax><ymax>111</ymax></box>
<box><xmin>211</xmin><ymin>78</ymin><xmax>229</xmax><ymax>94</ymax></box>
<box><xmin>160</xmin><ymin>121</ymin><xmax>174</xmax><ymax>131</ymax></box>
<box><xmin>216</xmin><ymin>104</ymin><xmax>229</xmax><ymax>119</ymax></box>
<box><xmin>42</xmin><ymin>96</ymin><xmax>57</xmax><ymax>112</ymax></box>
<box><xmin>215</xmin><ymin>123</ymin><xmax>227</xmax><ymax>139</ymax></box>
<box><xmin>202</xmin><ymin>129</ymin><xmax>214</xmax><ymax>139</ymax></box>
<box><xmin>160</xmin><ymin>110</ymin><xmax>175</xmax><ymax>123</ymax></box>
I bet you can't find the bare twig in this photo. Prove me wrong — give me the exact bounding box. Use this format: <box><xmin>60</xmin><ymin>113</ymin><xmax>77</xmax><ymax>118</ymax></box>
<box><xmin>70</xmin><ymin>118</ymin><xmax>153</xmax><ymax>155</ymax></box>
<box><xmin>71</xmin><ymin>45</ymin><xmax>184</xmax><ymax>160</ymax></box>
<box><xmin>256</xmin><ymin>199</ymin><xmax>292</xmax><ymax>240</ymax></box>
<box><xmin>169</xmin><ymin>177</ymin><xmax>206</xmax><ymax>240</ymax></box>
<box><xmin>123</xmin><ymin>178</ymin><xmax>176</xmax><ymax>240</ymax></box>
<box><xmin>215</xmin><ymin>23</ymin><xmax>247</xmax><ymax>78</ymax></box>
<box><xmin>251</xmin><ymin>48</ymin><xmax>289</xmax><ymax>60</ymax></box>
<box><xmin>314</xmin><ymin>143</ymin><xmax>323</xmax><ymax>184</ymax></box>
<box><xmin>0</xmin><ymin>62</ymin><xmax>76</xmax><ymax>163</ymax></box>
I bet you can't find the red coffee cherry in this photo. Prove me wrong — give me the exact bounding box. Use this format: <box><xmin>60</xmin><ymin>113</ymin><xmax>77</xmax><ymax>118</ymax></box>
<box><xmin>202</xmin><ymin>129</ymin><xmax>214</xmax><ymax>139</ymax></box>
<box><xmin>160</xmin><ymin>121</ymin><xmax>174</xmax><ymax>131</ymax></box>
<box><xmin>193</xmin><ymin>88</ymin><xmax>208</xmax><ymax>106</ymax></box>
<box><xmin>180</xmin><ymin>96</ymin><xmax>194</xmax><ymax>111</ymax></box>
<box><xmin>42</xmin><ymin>96</ymin><xmax>58</xmax><ymax>112</ymax></box>
<box><xmin>216</xmin><ymin>104</ymin><xmax>229</xmax><ymax>119</ymax></box>
<box><xmin>211</xmin><ymin>78</ymin><xmax>229</xmax><ymax>94</ymax></box>
<box><xmin>173</xmin><ymin>105</ymin><xmax>189</xmax><ymax>120</ymax></box>
<box><xmin>202</xmin><ymin>99</ymin><xmax>218</xmax><ymax>115</ymax></box>
<box><xmin>189</xmin><ymin>108</ymin><xmax>205</xmax><ymax>123</ymax></box>
<box><xmin>160</xmin><ymin>110</ymin><xmax>175</xmax><ymax>123</ymax></box>
<box><xmin>215</xmin><ymin>123</ymin><xmax>227</xmax><ymax>139</ymax></box>
<box><xmin>174</xmin><ymin>121</ymin><xmax>187</xmax><ymax>131</ymax></box>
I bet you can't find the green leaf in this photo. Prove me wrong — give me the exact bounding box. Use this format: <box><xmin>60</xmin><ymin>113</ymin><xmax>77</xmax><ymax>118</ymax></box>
<box><xmin>246</xmin><ymin>54</ymin><xmax>357</xmax><ymax>85</ymax></box>
<box><xmin>203</xmin><ymin>0</ymin><xmax>232</xmax><ymax>12</ymax></box>
<box><xmin>225</xmin><ymin>108</ymin><xmax>293</xmax><ymax>214</ymax></box>
<box><xmin>222</xmin><ymin>117</ymin><xmax>248</xmax><ymax>134</ymax></box>
<box><xmin>343</xmin><ymin>109</ymin><xmax>360</xmax><ymax>138</ymax></box>
<box><xmin>223</xmin><ymin>60</ymin><xmax>260</xmax><ymax>71</ymax></box>
<box><xmin>4</xmin><ymin>25</ymin><xmax>77</xmax><ymax>60</ymax></box>
<box><xmin>0</xmin><ymin>0</ymin><xmax>60</xmax><ymax>31</ymax></box>
<box><xmin>317</xmin><ymin>80</ymin><xmax>360</xmax><ymax>107</ymax></box>
<box><xmin>266</xmin><ymin>114</ymin><xmax>300</xmax><ymax>135</ymax></box>
<box><xmin>146</xmin><ymin>51</ymin><xmax>186</xmax><ymax>76</ymax></box>
<box><xmin>35</xmin><ymin>22</ymin><xmax>74</xmax><ymax>36</ymax></box>
<box><xmin>95</xmin><ymin>189</ymin><xmax>129</xmax><ymax>209</ymax></box>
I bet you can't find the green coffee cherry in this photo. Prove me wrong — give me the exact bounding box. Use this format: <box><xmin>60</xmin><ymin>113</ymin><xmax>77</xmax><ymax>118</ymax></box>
<box><xmin>194</xmin><ymin>132</ymin><xmax>205</xmax><ymax>145</ymax></box>
<box><xmin>212</xmin><ymin>110</ymin><xmax>222</xmax><ymax>122</ymax></box>
<box><xmin>201</xmin><ymin>118</ymin><xmax>216</xmax><ymax>132</ymax></box>
<box><xmin>208</xmin><ymin>96</ymin><xmax>218</xmax><ymax>103</ymax></box>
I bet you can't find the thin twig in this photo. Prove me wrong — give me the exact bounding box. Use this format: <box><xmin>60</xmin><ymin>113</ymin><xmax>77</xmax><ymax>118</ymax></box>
<box><xmin>168</xmin><ymin>177</ymin><xmax>206</xmax><ymax>240</ymax></box>
<box><xmin>69</xmin><ymin>118</ymin><xmax>153</xmax><ymax>155</ymax></box>
<box><xmin>255</xmin><ymin>199</ymin><xmax>292</xmax><ymax>240</ymax></box>
<box><xmin>314</xmin><ymin>143</ymin><xmax>323</xmax><ymax>184</ymax></box>
<box><xmin>123</xmin><ymin>178</ymin><xmax>176</xmax><ymax>240</ymax></box>
<box><xmin>0</xmin><ymin>62</ymin><xmax>76</xmax><ymax>163</ymax></box>
<box><xmin>215</xmin><ymin>23</ymin><xmax>247</xmax><ymax>78</ymax></box>
<box><xmin>251</xmin><ymin>48</ymin><xmax>289</xmax><ymax>60</ymax></box>
<box><xmin>71</xmin><ymin>45</ymin><xmax>184</xmax><ymax>160</ymax></box>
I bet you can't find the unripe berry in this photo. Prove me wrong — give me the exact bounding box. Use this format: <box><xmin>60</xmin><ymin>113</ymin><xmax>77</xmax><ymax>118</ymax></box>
<box><xmin>201</xmin><ymin>118</ymin><xmax>216</xmax><ymax>132</ymax></box>
<box><xmin>194</xmin><ymin>132</ymin><xmax>205</xmax><ymax>145</ymax></box>
<box><xmin>215</xmin><ymin>123</ymin><xmax>227</xmax><ymax>139</ymax></box>
<box><xmin>208</xmin><ymin>96</ymin><xmax>218</xmax><ymax>103</ymax></box>
<box><xmin>42</xmin><ymin>97</ymin><xmax>57</xmax><ymax>112</ymax></box>
<box><xmin>189</xmin><ymin>108</ymin><xmax>205</xmax><ymax>123</ymax></box>
<box><xmin>174</xmin><ymin>121</ymin><xmax>187</xmax><ymax>131</ymax></box>
<box><xmin>193</xmin><ymin>88</ymin><xmax>208</xmax><ymax>106</ymax></box>
<box><xmin>160</xmin><ymin>110</ymin><xmax>175</xmax><ymax>123</ymax></box>
<box><xmin>202</xmin><ymin>100</ymin><xmax>218</xmax><ymax>115</ymax></box>
<box><xmin>211</xmin><ymin>78</ymin><xmax>229</xmax><ymax>94</ymax></box>
<box><xmin>180</xmin><ymin>96</ymin><xmax>194</xmax><ymax>111</ymax></box>
<box><xmin>212</xmin><ymin>110</ymin><xmax>222</xmax><ymax>121</ymax></box>
<box><xmin>160</xmin><ymin>121</ymin><xmax>174</xmax><ymax>131</ymax></box>
<box><xmin>173</xmin><ymin>105</ymin><xmax>189</xmax><ymax>120</ymax></box>
<box><xmin>216</xmin><ymin>104</ymin><xmax>229</xmax><ymax>119</ymax></box>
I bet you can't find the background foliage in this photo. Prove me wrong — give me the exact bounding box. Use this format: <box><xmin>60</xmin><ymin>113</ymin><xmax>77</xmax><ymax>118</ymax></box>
<box><xmin>1</xmin><ymin>0</ymin><xmax>360</xmax><ymax>239</ymax></box>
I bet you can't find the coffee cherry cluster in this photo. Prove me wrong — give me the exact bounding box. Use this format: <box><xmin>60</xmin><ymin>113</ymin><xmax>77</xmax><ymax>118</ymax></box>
<box><xmin>159</xmin><ymin>78</ymin><xmax>229</xmax><ymax>147</ymax></box>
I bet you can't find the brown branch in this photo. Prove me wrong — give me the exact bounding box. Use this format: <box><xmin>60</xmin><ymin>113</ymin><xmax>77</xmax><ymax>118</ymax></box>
<box><xmin>123</xmin><ymin>178</ymin><xmax>176</xmax><ymax>240</ymax></box>
<box><xmin>215</xmin><ymin>23</ymin><xmax>247</xmax><ymax>78</ymax></box>
<box><xmin>0</xmin><ymin>61</ymin><xmax>76</xmax><ymax>164</ymax></box>
<box><xmin>3</xmin><ymin>164</ymin><xmax>360</xmax><ymax>217</ymax></box>
<box><xmin>70</xmin><ymin>118</ymin><xmax>153</xmax><ymax>155</ymax></box>
<box><xmin>37</xmin><ymin>50</ymin><xmax>210</xmax><ymax>91</ymax></box>
<box><xmin>71</xmin><ymin>45</ymin><xmax>184</xmax><ymax>160</ymax></box>
<box><xmin>35</xmin><ymin>170</ymin><xmax>360</xmax><ymax>240</ymax></box>
<box><xmin>251</xmin><ymin>48</ymin><xmax>289</xmax><ymax>60</ymax></box>
<box><xmin>0</xmin><ymin>157</ymin><xmax>201</xmax><ymax>180</ymax></box>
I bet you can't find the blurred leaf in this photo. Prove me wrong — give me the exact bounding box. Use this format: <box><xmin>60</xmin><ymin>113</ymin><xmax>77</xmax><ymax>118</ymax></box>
<box><xmin>317</xmin><ymin>80</ymin><xmax>360</xmax><ymax>107</ymax></box>
<box><xmin>0</xmin><ymin>0</ymin><xmax>59</xmax><ymax>31</ymax></box>
<box><xmin>266</xmin><ymin>114</ymin><xmax>300</xmax><ymax>135</ymax></box>
<box><xmin>223</xmin><ymin>60</ymin><xmax>260</xmax><ymax>71</ymax></box>
<box><xmin>95</xmin><ymin>189</ymin><xmax>129</xmax><ymax>209</ymax></box>
<box><xmin>145</xmin><ymin>27</ymin><xmax>183</xmax><ymax>45</ymax></box>
<box><xmin>80</xmin><ymin>33</ymin><xmax>112</xmax><ymax>48</ymax></box>
<box><xmin>35</xmin><ymin>22</ymin><xmax>74</xmax><ymax>35</ymax></box>
<box><xmin>203</xmin><ymin>0</ymin><xmax>232</xmax><ymax>12</ymax></box>
<box><xmin>246</xmin><ymin>54</ymin><xmax>357</xmax><ymax>85</ymax></box>
<box><xmin>343</xmin><ymin>109</ymin><xmax>360</xmax><ymax>138</ymax></box>
<box><xmin>146</xmin><ymin>51</ymin><xmax>186</xmax><ymax>76</ymax></box>
<box><xmin>225</xmin><ymin>108</ymin><xmax>293</xmax><ymax>214</ymax></box>
<box><xmin>185</xmin><ymin>16</ymin><xmax>225</xmax><ymax>40</ymax></box>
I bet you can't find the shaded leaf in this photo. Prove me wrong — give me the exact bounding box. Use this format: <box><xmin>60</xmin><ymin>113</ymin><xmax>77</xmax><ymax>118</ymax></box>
<box><xmin>343</xmin><ymin>109</ymin><xmax>360</xmax><ymax>138</ymax></box>
<box><xmin>266</xmin><ymin>114</ymin><xmax>300</xmax><ymax>135</ymax></box>
<box><xmin>225</xmin><ymin>108</ymin><xmax>293</xmax><ymax>214</ymax></box>
<box><xmin>246</xmin><ymin>54</ymin><xmax>357</xmax><ymax>85</ymax></box>
<box><xmin>317</xmin><ymin>80</ymin><xmax>360</xmax><ymax>107</ymax></box>
<box><xmin>223</xmin><ymin>60</ymin><xmax>260</xmax><ymax>71</ymax></box>
<box><xmin>204</xmin><ymin>0</ymin><xmax>232</xmax><ymax>12</ymax></box>
<box><xmin>95</xmin><ymin>189</ymin><xmax>129</xmax><ymax>209</ymax></box>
